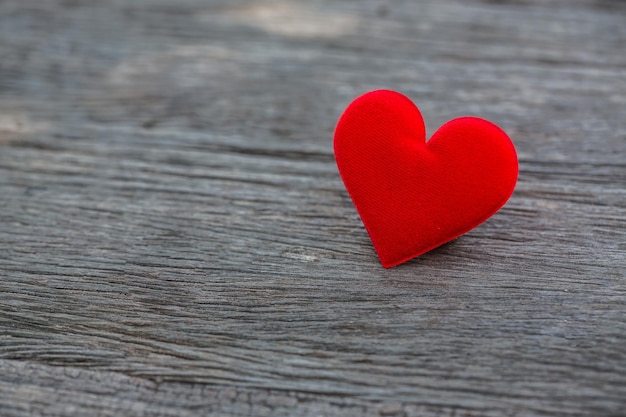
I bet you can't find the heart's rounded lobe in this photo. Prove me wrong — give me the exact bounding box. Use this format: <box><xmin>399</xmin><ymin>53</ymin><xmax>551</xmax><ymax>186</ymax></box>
<box><xmin>334</xmin><ymin>90</ymin><xmax>518</xmax><ymax>268</ymax></box>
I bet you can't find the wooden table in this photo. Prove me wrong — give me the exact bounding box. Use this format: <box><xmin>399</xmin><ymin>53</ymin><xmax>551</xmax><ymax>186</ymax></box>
<box><xmin>1</xmin><ymin>1</ymin><xmax>624</xmax><ymax>415</ymax></box>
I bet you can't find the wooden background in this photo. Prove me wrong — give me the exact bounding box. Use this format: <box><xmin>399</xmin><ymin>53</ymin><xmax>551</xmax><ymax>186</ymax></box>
<box><xmin>1</xmin><ymin>0</ymin><xmax>624</xmax><ymax>416</ymax></box>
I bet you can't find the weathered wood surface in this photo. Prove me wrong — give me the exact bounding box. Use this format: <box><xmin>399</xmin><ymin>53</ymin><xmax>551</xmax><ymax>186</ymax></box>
<box><xmin>0</xmin><ymin>0</ymin><xmax>625</xmax><ymax>416</ymax></box>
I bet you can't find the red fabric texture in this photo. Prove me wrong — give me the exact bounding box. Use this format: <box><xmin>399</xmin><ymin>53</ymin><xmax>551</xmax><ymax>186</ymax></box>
<box><xmin>334</xmin><ymin>90</ymin><xmax>518</xmax><ymax>268</ymax></box>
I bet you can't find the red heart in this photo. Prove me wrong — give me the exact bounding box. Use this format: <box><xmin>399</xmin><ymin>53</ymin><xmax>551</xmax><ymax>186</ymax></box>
<box><xmin>334</xmin><ymin>90</ymin><xmax>518</xmax><ymax>268</ymax></box>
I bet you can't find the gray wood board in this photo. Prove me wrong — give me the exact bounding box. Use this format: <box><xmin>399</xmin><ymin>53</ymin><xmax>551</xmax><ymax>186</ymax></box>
<box><xmin>0</xmin><ymin>0</ymin><xmax>625</xmax><ymax>416</ymax></box>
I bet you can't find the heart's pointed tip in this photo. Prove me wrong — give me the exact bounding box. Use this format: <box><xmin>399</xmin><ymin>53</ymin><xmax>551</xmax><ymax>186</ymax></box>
<box><xmin>381</xmin><ymin>259</ymin><xmax>405</xmax><ymax>269</ymax></box>
<box><xmin>380</xmin><ymin>260</ymin><xmax>400</xmax><ymax>269</ymax></box>
<box><xmin>378</xmin><ymin>250</ymin><xmax>422</xmax><ymax>269</ymax></box>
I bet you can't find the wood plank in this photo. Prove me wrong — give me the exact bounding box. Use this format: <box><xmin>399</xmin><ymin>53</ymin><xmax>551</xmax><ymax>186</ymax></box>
<box><xmin>1</xmin><ymin>0</ymin><xmax>625</xmax><ymax>415</ymax></box>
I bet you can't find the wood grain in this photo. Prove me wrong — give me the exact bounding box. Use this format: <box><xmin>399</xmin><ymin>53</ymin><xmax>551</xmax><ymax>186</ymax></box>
<box><xmin>1</xmin><ymin>0</ymin><xmax>625</xmax><ymax>416</ymax></box>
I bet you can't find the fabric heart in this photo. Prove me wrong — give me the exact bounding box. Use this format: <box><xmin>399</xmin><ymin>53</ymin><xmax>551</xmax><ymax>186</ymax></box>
<box><xmin>334</xmin><ymin>90</ymin><xmax>518</xmax><ymax>268</ymax></box>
